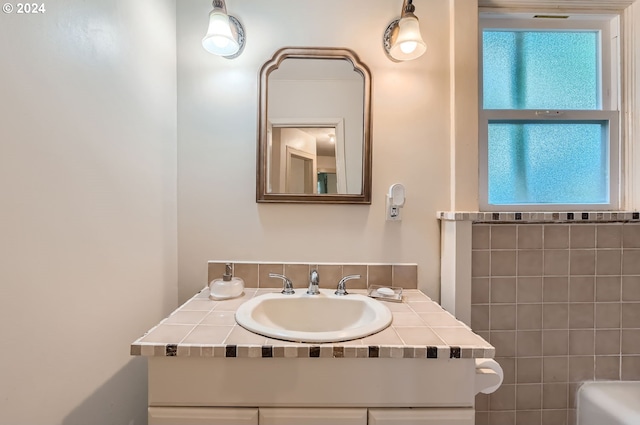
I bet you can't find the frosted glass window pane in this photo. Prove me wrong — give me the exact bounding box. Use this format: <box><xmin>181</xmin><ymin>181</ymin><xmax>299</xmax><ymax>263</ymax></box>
<box><xmin>488</xmin><ymin>123</ymin><xmax>608</xmax><ymax>205</ymax></box>
<box><xmin>483</xmin><ymin>31</ymin><xmax>599</xmax><ymax>110</ymax></box>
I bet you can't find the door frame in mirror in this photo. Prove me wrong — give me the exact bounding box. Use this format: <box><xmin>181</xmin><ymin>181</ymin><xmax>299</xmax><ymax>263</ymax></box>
<box><xmin>269</xmin><ymin>118</ymin><xmax>347</xmax><ymax>195</ymax></box>
<box><xmin>256</xmin><ymin>47</ymin><xmax>372</xmax><ymax>204</ymax></box>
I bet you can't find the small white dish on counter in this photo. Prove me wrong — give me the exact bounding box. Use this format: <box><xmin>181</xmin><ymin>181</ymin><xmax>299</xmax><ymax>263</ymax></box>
<box><xmin>367</xmin><ymin>285</ymin><xmax>403</xmax><ymax>302</ymax></box>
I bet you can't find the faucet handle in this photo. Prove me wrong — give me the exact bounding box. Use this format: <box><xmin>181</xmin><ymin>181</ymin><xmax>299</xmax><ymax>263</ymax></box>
<box><xmin>269</xmin><ymin>273</ymin><xmax>295</xmax><ymax>295</ymax></box>
<box><xmin>335</xmin><ymin>274</ymin><xmax>361</xmax><ymax>296</ymax></box>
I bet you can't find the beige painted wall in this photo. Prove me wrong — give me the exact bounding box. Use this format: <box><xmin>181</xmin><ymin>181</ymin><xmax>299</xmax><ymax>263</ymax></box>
<box><xmin>177</xmin><ymin>0</ymin><xmax>455</xmax><ymax>302</ymax></box>
<box><xmin>0</xmin><ymin>1</ymin><xmax>178</xmax><ymax>424</ymax></box>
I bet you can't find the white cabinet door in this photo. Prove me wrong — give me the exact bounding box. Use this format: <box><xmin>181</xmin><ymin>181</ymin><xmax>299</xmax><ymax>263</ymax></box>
<box><xmin>148</xmin><ymin>407</ymin><xmax>258</xmax><ymax>425</ymax></box>
<box><xmin>259</xmin><ymin>408</ymin><xmax>367</xmax><ymax>425</ymax></box>
<box><xmin>368</xmin><ymin>408</ymin><xmax>474</xmax><ymax>425</ymax></box>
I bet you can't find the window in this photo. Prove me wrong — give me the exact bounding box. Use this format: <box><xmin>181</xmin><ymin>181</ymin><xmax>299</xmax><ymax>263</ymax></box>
<box><xmin>479</xmin><ymin>14</ymin><xmax>620</xmax><ymax>210</ymax></box>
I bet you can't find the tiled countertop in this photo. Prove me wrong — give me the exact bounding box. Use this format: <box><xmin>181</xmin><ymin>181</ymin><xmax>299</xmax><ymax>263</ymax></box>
<box><xmin>131</xmin><ymin>288</ymin><xmax>495</xmax><ymax>359</ymax></box>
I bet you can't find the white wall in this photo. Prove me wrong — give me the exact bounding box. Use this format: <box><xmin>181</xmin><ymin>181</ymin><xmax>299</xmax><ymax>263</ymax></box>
<box><xmin>0</xmin><ymin>1</ymin><xmax>177</xmax><ymax>424</ymax></box>
<box><xmin>626</xmin><ymin>1</ymin><xmax>640</xmax><ymax>209</ymax></box>
<box><xmin>177</xmin><ymin>0</ymin><xmax>453</xmax><ymax>301</ymax></box>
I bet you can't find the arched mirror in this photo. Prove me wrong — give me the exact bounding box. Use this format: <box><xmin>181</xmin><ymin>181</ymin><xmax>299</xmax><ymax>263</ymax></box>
<box><xmin>257</xmin><ymin>47</ymin><xmax>372</xmax><ymax>204</ymax></box>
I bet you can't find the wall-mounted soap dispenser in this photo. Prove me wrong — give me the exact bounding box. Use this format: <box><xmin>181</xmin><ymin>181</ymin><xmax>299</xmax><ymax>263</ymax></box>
<box><xmin>209</xmin><ymin>263</ymin><xmax>244</xmax><ymax>300</ymax></box>
<box><xmin>386</xmin><ymin>183</ymin><xmax>406</xmax><ymax>221</ymax></box>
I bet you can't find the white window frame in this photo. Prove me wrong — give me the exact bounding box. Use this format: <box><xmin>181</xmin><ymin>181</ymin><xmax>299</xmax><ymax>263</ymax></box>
<box><xmin>479</xmin><ymin>13</ymin><xmax>621</xmax><ymax>211</ymax></box>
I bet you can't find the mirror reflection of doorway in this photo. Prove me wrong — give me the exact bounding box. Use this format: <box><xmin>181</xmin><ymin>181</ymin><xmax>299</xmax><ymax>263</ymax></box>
<box><xmin>285</xmin><ymin>146</ymin><xmax>316</xmax><ymax>194</ymax></box>
<box><xmin>267</xmin><ymin>121</ymin><xmax>348</xmax><ymax>195</ymax></box>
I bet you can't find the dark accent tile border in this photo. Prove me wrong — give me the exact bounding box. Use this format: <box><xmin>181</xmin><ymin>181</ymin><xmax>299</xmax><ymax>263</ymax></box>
<box><xmin>427</xmin><ymin>346</ymin><xmax>438</xmax><ymax>358</ymax></box>
<box><xmin>132</xmin><ymin>342</ymin><xmax>494</xmax><ymax>359</ymax></box>
<box><xmin>439</xmin><ymin>211</ymin><xmax>640</xmax><ymax>224</ymax></box>
<box><xmin>165</xmin><ymin>344</ymin><xmax>177</xmax><ymax>356</ymax></box>
<box><xmin>261</xmin><ymin>346</ymin><xmax>273</xmax><ymax>358</ymax></box>
<box><xmin>225</xmin><ymin>345</ymin><xmax>237</xmax><ymax>357</ymax></box>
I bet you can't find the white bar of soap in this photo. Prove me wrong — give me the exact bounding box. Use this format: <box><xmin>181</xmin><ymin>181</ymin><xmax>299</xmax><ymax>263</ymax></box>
<box><xmin>377</xmin><ymin>287</ymin><xmax>395</xmax><ymax>296</ymax></box>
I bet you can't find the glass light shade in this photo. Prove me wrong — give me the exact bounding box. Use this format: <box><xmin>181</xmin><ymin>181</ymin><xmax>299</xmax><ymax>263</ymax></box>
<box><xmin>202</xmin><ymin>10</ymin><xmax>239</xmax><ymax>56</ymax></box>
<box><xmin>389</xmin><ymin>15</ymin><xmax>426</xmax><ymax>61</ymax></box>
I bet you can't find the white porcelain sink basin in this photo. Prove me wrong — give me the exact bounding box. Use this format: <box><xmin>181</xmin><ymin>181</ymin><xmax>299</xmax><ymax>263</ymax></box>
<box><xmin>235</xmin><ymin>289</ymin><xmax>393</xmax><ymax>343</ymax></box>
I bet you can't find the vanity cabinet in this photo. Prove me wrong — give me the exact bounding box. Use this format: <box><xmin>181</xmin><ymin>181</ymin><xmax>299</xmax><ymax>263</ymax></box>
<box><xmin>148</xmin><ymin>407</ymin><xmax>258</xmax><ymax>425</ymax></box>
<box><xmin>146</xmin><ymin>357</ymin><xmax>479</xmax><ymax>425</ymax></box>
<box><xmin>259</xmin><ymin>408</ymin><xmax>367</xmax><ymax>425</ymax></box>
<box><xmin>368</xmin><ymin>408</ymin><xmax>474</xmax><ymax>425</ymax></box>
<box><xmin>147</xmin><ymin>406</ymin><xmax>474</xmax><ymax>425</ymax></box>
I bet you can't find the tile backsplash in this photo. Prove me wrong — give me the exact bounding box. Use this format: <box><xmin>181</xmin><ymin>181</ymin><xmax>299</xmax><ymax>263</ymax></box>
<box><xmin>471</xmin><ymin>223</ymin><xmax>640</xmax><ymax>425</ymax></box>
<box><xmin>207</xmin><ymin>262</ymin><xmax>418</xmax><ymax>290</ymax></box>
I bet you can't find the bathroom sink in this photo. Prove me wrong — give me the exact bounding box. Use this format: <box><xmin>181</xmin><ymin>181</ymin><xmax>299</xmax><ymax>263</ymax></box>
<box><xmin>235</xmin><ymin>289</ymin><xmax>393</xmax><ymax>343</ymax></box>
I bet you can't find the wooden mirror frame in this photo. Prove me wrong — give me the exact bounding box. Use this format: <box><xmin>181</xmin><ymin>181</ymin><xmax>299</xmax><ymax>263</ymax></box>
<box><xmin>256</xmin><ymin>47</ymin><xmax>372</xmax><ymax>204</ymax></box>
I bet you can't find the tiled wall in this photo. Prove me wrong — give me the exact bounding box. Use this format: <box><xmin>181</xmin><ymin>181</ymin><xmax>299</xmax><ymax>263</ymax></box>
<box><xmin>471</xmin><ymin>223</ymin><xmax>640</xmax><ymax>425</ymax></box>
<box><xmin>207</xmin><ymin>262</ymin><xmax>418</xmax><ymax>290</ymax></box>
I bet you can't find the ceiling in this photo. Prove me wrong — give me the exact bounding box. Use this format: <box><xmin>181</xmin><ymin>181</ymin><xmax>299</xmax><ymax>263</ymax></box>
<box><xmin>299</xmin><ymin>128</ymin><xmax>336</xmax><ymax>157</ymax></box>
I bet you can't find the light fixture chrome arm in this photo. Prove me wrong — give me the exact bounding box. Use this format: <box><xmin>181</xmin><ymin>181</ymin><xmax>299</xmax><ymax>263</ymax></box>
<box><xmin>401</xmin><ymin>0</ymin><xmax>414</xmax><ymax>17</ymax></box>
<box><xmin>212</xmin><ymin>0</ymin><xmax>227</xmax><ymax>13</ymax></box>
<box><xmin>335</xmin><ymin>274</ymin><xmax>361</xmax><ymax>296</ymax></box>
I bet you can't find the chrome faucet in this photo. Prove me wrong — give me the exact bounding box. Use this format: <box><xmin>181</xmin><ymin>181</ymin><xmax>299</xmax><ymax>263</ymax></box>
<box><xmin>269</xmin><ymin>273</ymin><xmax>295</xmax><ymax>295</ymax></box>
<box><xmin>307</xmin><ymin>269</ymin><xmax>320</xmax><ymax>295</ymax></box>
<box><xmin>335</xmin><ymin>274</ymin><xmax>361</xmax><ymax>296</ymax></box>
